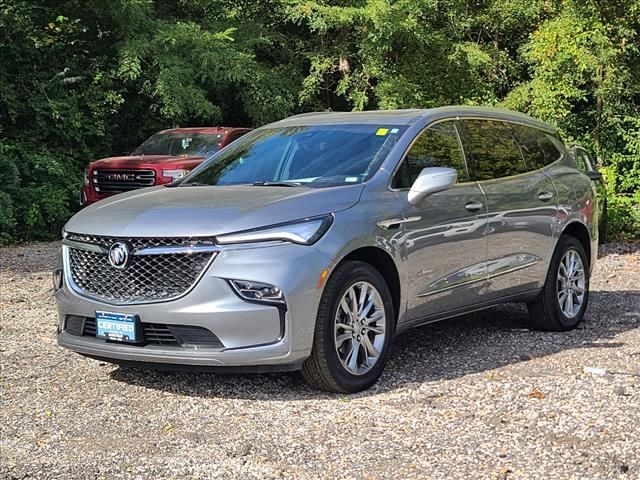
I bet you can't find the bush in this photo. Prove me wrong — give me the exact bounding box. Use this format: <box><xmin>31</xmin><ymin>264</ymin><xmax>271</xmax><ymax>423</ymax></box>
<box><xmin>1</xmin><ymin>0</ymin><xmax>639</xmax><ymax>243</ymax></box>
<box><xmin>601</xmin><ymin>165</ymin><xmax>640</xmax><ymax>240</ymax></box>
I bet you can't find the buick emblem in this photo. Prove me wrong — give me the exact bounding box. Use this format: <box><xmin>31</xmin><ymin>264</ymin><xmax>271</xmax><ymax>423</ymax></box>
<box><xmin>108</xmin><ymin>241</ymin><xmax>131</xmax><ymax>269</ymax></box>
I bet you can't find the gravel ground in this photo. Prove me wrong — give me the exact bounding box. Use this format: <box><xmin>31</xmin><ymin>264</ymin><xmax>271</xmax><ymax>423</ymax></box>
<box><xmin>1</xmin><ymin>241</ymin><xmax>639</xmax><ymax>480</ymax></box>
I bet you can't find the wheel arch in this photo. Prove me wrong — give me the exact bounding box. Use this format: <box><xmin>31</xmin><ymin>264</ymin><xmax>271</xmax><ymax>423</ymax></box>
<box><xmin>559</xmin><ymin>221</ymin><xmax>592</xmax><ymax>268</ymax></box>
<box><xmin>336</xmin><ymin>246</ymin><xmax>401</xmax><ymax>324</ymax></box>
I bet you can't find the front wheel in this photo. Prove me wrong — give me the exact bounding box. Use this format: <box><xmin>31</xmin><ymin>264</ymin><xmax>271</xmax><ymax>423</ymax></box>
<box><xmin>302</xmin><ymin>261</ymin><xmax>394</xmax><ymax>393</ymax></box>
<box><xmin>527</xmin><ymin>235</ymin><xmax>590</xmax><ymax>331</ymax></box>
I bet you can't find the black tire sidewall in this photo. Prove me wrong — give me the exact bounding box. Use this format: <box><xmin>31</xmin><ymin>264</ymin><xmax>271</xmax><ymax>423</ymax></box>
<box><xmin>319</xmin><ymin>262</ymin><xmax>394</xmax><ymax>392</ymax></box>
<box><xmin>545</xmin><ymin>237</ymin><xmax>590</xmax><ymax>329</ymax></box>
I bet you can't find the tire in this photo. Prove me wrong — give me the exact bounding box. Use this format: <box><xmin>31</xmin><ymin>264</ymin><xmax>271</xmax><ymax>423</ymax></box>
<box><xmin>527</xmin><ymin>235</ymin><xmax>590</xmax><ymax>331</ymax></box>
<box><xmin>302</xmin><ymin>261</ymin><xmax>395</xmax><ymax>393</ymax></box>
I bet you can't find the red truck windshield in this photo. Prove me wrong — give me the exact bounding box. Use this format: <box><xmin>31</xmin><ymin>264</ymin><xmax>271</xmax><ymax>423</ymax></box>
<box><xmin>132</xmin><ymin>132</ymin><xmax>224</xmax><ymax>157</ymax></box>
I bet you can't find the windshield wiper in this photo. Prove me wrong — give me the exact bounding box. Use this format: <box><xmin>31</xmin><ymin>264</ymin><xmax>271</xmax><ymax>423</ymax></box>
<box><xmin>250</xmin><ymin>181</ymin><xmax>303</xmax><ymax>187</ymax></box>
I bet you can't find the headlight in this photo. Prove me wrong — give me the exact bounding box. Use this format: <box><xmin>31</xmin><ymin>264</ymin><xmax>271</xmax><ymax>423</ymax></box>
<box><xmin>162</xmin><ymin>169</ymin><xmax>190</xmax><ymax>180</ymax></box>
<box><xmin>83</xmin><ymin>168</ymin><xmax>89</xmax><ymax>185</ymax></box>
<box><xmin>216</xmin><ymin>215</ymin><xmax>333</xmax><ymax>245</ymax></box>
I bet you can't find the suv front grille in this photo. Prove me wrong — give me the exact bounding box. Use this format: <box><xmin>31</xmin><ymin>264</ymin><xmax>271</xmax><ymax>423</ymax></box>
<box><xmin>93</xmin><ymin>168</ymin><xmax>155</xmax><ymax>193</ymax></box>
<box><xmin>65</xmin><ymin>234</ymin><xmax>218</xmax><ymax>304</ymax></box>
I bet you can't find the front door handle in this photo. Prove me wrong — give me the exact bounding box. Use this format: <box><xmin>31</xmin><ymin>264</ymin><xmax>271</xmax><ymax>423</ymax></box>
<box><xmin>464</xmin><ymin>201</ymin><xmax>484</xmax><ymax>212</ymax></box>
<box><xmin>538</xmin><ymin>191</ymin><xmax>554</xmax><ymax>202</ymax></box>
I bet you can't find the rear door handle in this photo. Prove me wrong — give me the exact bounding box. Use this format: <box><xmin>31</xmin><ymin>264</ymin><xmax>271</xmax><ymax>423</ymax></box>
<box><xmin>538</xmin><ymin>191</ymin><xmax>554</xmax><ymax>202</ymax></box>
<box><xmin>465</xmin><ymin>201</ymin><xmax>484</xmax><ymax>212</ymax></box>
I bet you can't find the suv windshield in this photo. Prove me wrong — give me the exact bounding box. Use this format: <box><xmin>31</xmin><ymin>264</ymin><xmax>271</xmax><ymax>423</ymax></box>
<box><xmin>182</xmin><ymin>124</ymin><xmax>405</xmax><ymax>188</ymax></box>
<box><xmin>133</xmin><ymin>132</ymin><xmax>224</xmax><ymax>156</ymax></box>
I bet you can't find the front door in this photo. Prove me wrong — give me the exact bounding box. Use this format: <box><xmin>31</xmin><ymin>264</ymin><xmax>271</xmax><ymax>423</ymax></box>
<box><xmin>392</xmin><ymin>121</ymin><xmax>489</xmax><ymax>321</ymax></box>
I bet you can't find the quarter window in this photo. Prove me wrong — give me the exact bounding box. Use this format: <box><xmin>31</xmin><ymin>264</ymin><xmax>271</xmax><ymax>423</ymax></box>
<box><xmin>461</xmin><ymin>120</ymin><xmax>527</xmax><ymax>181</ymax></box>
<box><xmin>511</xmin><ymin>124</ymin><xmax>563</xmax><ymax>170</ymax></box>
<box><xmin>574</xmin><ymin>150</ymin><xmax>589</xmax><ymax>172</ymax></box>
<box><xmin>392</xmin><ymin>121</ymin><xmax>467</xmax><ymax>189</ymax></box>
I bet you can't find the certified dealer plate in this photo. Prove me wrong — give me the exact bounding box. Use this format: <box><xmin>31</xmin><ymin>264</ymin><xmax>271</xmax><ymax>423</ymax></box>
<box><xmin>96</xmin><ymin>311</ymin><xmax>138</xmax><ymax>343</ymax></box>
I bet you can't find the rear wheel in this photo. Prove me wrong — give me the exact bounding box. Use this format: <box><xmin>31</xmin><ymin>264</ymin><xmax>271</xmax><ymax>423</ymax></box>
<box><xmin>527</xmin><ymin>236</ymin><xmax>590</xmax><ymax>331</ymax></box>
<box><xmin>302</xmin><ymin>261</ymin><xmax>394</xmax><ymax>393</ymax></box>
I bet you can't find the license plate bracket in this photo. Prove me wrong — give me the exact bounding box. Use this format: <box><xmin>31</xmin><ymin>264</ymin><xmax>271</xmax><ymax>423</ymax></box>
<box><xmin>96</xmin><ymin>311</ymin><xmax>141</xmax><ymax>343</ymax></box>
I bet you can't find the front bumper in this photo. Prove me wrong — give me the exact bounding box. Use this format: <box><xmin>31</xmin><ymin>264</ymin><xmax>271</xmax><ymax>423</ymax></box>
<box><xmin>55</xmin><ymin>242</ymin><xmax>331</xmax><ymax>368</ymax></box>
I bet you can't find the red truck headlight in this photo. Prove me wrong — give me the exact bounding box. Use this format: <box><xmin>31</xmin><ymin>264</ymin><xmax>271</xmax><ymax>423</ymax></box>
<box><xmin>162</xmin><ymin>169</ymin><xmax>190</xmax><ymax>181</ymax></box>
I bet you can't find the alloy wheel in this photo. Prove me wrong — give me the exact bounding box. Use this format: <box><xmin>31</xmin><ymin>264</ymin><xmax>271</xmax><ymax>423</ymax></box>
<box><xmin>334</xmin><ymin>281</ymin><xmax>387</xmax><ymax>376</ymax></box>
<box><xmin>556</xmin><ymin>249</ymin><xmax>586</xmax><ymax>318</ymax></box>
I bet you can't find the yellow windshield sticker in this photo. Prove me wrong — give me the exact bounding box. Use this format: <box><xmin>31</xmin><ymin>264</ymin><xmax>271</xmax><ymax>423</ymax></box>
<box><xmin>376</xmin><ymin>128</ymin><xmax>389</xmax><ymax>136</ymax></box>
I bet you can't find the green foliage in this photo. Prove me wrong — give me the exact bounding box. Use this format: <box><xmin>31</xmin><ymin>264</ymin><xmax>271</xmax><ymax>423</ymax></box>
<box><xmin>503</xmin><ymin>0</ymin><xmax>640</xmax><ymax>239</ymax></box>
<box><xmin>0</xmin><ymin>0</ymin><xmax>638</xmax><ymax>241</ymax></box>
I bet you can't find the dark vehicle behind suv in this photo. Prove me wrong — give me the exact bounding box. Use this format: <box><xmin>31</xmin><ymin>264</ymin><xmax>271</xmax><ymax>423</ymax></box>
<box><xmin>81</xmin><ymin>127</ymin><xmax>250</xmax><ymax>205</ymax></box>
<box><xmin>569</xmin><ymin>144</ymin><xmax>607</xmax><ymax>241</ymax></box>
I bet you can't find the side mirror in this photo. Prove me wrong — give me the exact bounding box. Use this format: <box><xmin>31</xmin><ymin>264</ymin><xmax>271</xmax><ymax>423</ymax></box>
<box><xmin>585</xmin><ymin>170</ymin><xmax>602</xmax><ymax>181</ymax></box>
<box><xmin>408</xmin><ymin>167</ymin><xmax>457</xmax><ymax>205</ymax></box>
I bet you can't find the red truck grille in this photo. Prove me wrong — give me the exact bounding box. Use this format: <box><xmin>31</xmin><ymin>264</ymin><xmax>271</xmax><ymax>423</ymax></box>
<box><xmin>93</xmin><ymin>169</ymin><xmax>156</xmax><ymax>193</ymax></box>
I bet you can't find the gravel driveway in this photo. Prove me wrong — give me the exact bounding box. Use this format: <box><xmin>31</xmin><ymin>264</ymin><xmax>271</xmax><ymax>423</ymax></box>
<box><xmin>1</xmin><ymin>241</ymin><xmax>638</xmax><ymax>479</ymax></box>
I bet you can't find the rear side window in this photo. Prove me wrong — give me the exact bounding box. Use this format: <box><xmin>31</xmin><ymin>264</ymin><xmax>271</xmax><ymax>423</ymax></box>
<box><xmin>511</xmin><ymin>124</ymin><xmax>562</xmax><ymax>170</ymax></box>
<box><xmin>461</xmin><ymin>120</ymin><xmax>527</xmax><ymax>181</ymax></box>
<box><xmin>392</xmin><ymin>121</ymin><xmax>467</xmax><ymax>189</ymax></box>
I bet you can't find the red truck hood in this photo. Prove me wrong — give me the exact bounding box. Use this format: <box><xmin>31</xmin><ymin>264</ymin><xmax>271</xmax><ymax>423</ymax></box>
<box><xmin>91</xmin><ymin>154</ymin><xmax>205</xmax><ymax>169</ymax></box>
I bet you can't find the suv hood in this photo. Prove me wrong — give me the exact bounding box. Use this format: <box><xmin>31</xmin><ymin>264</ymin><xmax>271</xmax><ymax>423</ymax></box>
<box><xmin>91</xmin><ymin>155</ymin><xmax>204</xmax><ymax>168</ymax></box>
<box><xmin>65</xmin><ymin>184</ymin><xmax>364</xmax><ymax>237</ymax></box>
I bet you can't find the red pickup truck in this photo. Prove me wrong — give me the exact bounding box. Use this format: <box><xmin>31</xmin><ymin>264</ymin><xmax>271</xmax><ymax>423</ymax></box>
<box><xmin>81</xmin><ymin>127</ymin><xmax>251</xmax><ymax>205</ymax></box>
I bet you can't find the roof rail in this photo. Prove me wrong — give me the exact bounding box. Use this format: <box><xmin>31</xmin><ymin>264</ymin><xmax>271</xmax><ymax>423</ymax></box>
<box><xmin>286</xmin><ymin>111</ymin><xmax>336</xmax><ymax>119</ymax></box>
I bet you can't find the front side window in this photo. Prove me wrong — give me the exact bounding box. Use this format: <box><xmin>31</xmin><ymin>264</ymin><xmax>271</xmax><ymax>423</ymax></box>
<box><xmin>133</xmin><ymin>132</ymin><xmax>224</xmax><ymax>157</ymax></box>
<box><xmin>511</xmin><ymin>124</ymin><xmax>563</xmax><ymax>170</ymax></box>
<box><xmin>392</xmin><ymin>121</ymin><xmax>467</xmax><ymax>189</ymax></box>
<box><xmin>183</xmin><ymin>124</ymin><xmax>406</xmax><ymax>188</ymax></box>
<box><xmin>462</xmin><ymin>120</ymin><xmax>527</xmax><ymax>181</ymax></box>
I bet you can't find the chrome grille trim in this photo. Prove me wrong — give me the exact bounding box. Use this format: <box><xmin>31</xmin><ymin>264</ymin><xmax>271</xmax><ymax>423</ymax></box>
<box><xmin>62</xmin><ymin>239</ymin><xmax>108</xmax><ymax>253</ymax></box>
<box><xmin>64</xmin><ymin>233</ymin><xmax>217</xmax><ymax>251</ymax></box>
<box><xmin>93</xmin><ymin>168</ymin><xmax>156</xmax><ymax>193</ymax></box>
<box><xmin>62</xmin><ymin>238</ymin><xmax>220</xmax><ymax>256</ymax></box>
<box><xmin>135</xmin><ymin>245</ymin><xmax>221</xmax><ymax>255</ymax></box>
<box><xmin>63</xmin><ymin>233</ymin><xmax>219</xmax><ymax>305</ymax></box>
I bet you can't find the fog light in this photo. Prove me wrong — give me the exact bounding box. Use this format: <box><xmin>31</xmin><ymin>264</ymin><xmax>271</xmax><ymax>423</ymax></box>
<box><xmin>228</xmin><ymin>279</ymin><xmax>284</xmax><ymax>304</ymax></box>
<box><xmin>52</xmin><ymin>268</ymin><xmax>63</xmax><ymax>291</ymax></box>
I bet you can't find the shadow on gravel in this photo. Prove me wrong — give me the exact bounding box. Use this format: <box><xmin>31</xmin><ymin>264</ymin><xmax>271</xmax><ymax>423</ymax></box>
<box><xmin>109</xmin><ymin>290</ymin><xmax>640</xmax><ymax>400</ymax></box>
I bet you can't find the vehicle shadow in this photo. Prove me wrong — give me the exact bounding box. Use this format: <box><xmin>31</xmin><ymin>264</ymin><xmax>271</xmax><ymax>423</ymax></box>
<box><xmin>109</xmin><ymin>289</ymin><xmax>640</xmax><ymax>399</ymax></box>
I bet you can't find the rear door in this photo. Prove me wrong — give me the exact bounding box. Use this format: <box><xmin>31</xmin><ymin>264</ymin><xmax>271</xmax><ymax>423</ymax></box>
<box><xmin>394</xmin><ymin>120</ymin><xmax>489</xmax><ymax>320</ymax></box>
<box><xmin>459</xmin><ymin>119</ymin><xmax>559</xmax><ymax>298</ymax></box>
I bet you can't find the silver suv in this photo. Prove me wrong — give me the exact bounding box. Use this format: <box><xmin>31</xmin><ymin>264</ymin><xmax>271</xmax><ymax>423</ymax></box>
<box><xmin>55</xmin><ymin>107</ymin><xmax>598</xmax><ymax>392</ymax></box>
